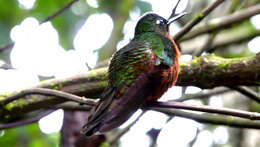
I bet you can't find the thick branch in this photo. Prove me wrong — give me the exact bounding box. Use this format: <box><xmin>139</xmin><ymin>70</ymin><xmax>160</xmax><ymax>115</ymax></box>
<box><xmin>174</xmin><ymin>0</ymin><xmax>226</xmax><ymax>41</ymax></box>
<box><xmin>0</xmin><ymin>68</ymin><xmax>107</xmax><ymax>120</ymax></box>
<box><xmin>177</xmin><ymin>54</ymin><xmax>260</xmax><ymax>88</ymax></box>
<box><xmin>0</xmin><ymin>54</ymin><xmax>259</xmax><ymax>120</ymax></box>
<box><xmin>181</xmin><ymin>4</ymin><xmax>260</xmax><ymax>41</ymax></box>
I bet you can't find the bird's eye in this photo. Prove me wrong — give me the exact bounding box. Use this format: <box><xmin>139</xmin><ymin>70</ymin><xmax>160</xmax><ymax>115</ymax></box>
<box><xmin>156</xmin><ymin>19</ymin><xmax>165</xmax><ymax>25</ymax></box>
<box><xmin>156</xmin><ymin>19</ymin><xmax>161</xmax><ymax>25</ymax></box>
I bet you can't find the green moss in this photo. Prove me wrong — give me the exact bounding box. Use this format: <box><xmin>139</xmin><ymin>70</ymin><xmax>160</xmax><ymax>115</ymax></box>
<box><xmin>218</xmin><ymin>61</ymin><xmax>230</xmax><ymax>69</ymax></box>
<box><xmin>179</xmin><ymin>62</ymin><xmax>190</xmax><ymax>74</ymax></box>
<box><xmin>58</xmin><ymin>83</ymin><xmax>63</xmax><ymax>89</ymax></box>
<box><xmin>50</xmin><ymin>83</ymin><xmax>64</xmax><ymax>90</ymax></box>
<box><xmin>50</xmin><ymin>83</ymin><xmax>57</xmax><ymax>89</ymax></box>
<box><xmin>5</xmin><ymin>103</ymin><xmax>14</xmax><ymax>111</ymax></box>
<box><xmin>201</xmin><ymin>72</ymin><xmax>207</xmax><ymax>78</ymax></box>
<box><xmin>98</xmin><ymin>81</ymin><xmax>108</xmax><ymax>88</ymax></box>
<box><xmin>191</xmin><ymin>56</ymin><xmax>200</xmax><ymax>66</ymax></box>
<box><xmin>100</xmin><ymin>142</ymin><xmax>110</xmax><ymax>147</ymax></box>
<box><xmin>193</xmin><ymin>13</ymin><xmax>204</xmax><ymax>20</ymax></box>
<box><xmin>206</xmin><ymin>54</ymin><xmax>223</xmax><ymax>61</ymax></box>
<box><xmin>4</xmin><ymin>115</ymin><xmax>10</xmax><ymax>119</ymax></box>
<box><xmin>89</xmin><ymin>67</ymin><xmax>108</xmax><ymax>81</ymax></box>
<box><xmin>226</xmin><ymin>116</ymin><xmax>235</xmax><ymax>124</ymax></box>
<box><xmin>250</xmin><ymin>102</ymin><xmax>260</xmax><ymax>113</ymax></box>
<box><xmin>4</xmin><ymin>98</ymin><xmax>30</xmax><ymax>111</ymax></box>
<box><xmin>208</xmin><ymin>23</ymin><xmax>217</xmax><ymax>29</ymax></box>
<box><xmin>0</xmin><ymin>92</ymin><xmax>11</xmax><ymax>100</ymax></box>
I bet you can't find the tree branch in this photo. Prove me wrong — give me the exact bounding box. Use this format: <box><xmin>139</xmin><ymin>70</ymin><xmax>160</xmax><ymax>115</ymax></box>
<box><xmin>230</xmin><ymin>86</ymin><xmax>260</xmax><ymax>103</ymax></box>
<box><xmin>177</xmin><ymin>54</ymin><xmax>260</xmax><ymax>88</ymax></box>
<box><xmin>0</xmin><ymin>110</ymin><xmax>54</xmax><ymax>129</ymax></box>
<box><xmin>3</xmin><ymin>99</ymin><xmax>260</xmax><ymax>130</ymax></box>
<box><xmin>0</xmin><ymin>54</ymin><xmax>259</xmax><ymax>121</ymax></box>
<box><xmin>107</xmin><ymin>111</ymin><xmax>145</xmax><ymax>145</ymax></box>
<box><xmin>145</xmin><ymin>101</ymin><xmax>260</xmax><ymax>120</ymax></box>
<box><xmin>182</xmin><ymin>23</ymin><xmax>260</xmax><ymax>54</ymax></box>
<box><xmin>52</xmin><ymin>103</ymin><xmax>93</xmax><ymax>111</ymax></box>
<box><xmin>0</xmin><ymin>88</ymin><xmax>96</xmax><ymax>106</ymax></box>
<box><xmin>152</xmin><ymin>108</ymin><xmax>260</xmax><ymax>129</ymax></box>
<box><xmin>0</xmin><ymin>42</ymin><xmax>15</xmax><ymax>53</ymax></box>
<box><xmin>174</xmin><ymin>0</ymin><xmax>226</xmax><ymax>41</ymax></box>
<box><xmin>175</xmin><ymin>87</ymin><xmax>230</xmax><ymax>102</ymax></box>
<box><xmin>181</xmin><ymin>4</ymin><xmax>260</xmax><ymax>41</ymax></box>
<box><xmin>40</xmin><ymin>0</ymin><xmax>80</xmax><ymax>24</ymax></box>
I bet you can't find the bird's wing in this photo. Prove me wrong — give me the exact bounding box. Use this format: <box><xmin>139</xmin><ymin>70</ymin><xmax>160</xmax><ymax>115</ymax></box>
<box><xmin>134</xmin><ymin>33</ymin><xmax>177</xmax><ymax>67</ymax></box>
<box><xmin>82</xmin><ymin>40</ymin><xmax>157</xmax><ymax>135</ymax></box>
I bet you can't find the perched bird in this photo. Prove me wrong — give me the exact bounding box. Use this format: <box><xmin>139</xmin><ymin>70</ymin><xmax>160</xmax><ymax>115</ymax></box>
<box><xmin>82</xmin><ymin>0</ymin><xmax>186</xmax><ymax>136</ymax></box>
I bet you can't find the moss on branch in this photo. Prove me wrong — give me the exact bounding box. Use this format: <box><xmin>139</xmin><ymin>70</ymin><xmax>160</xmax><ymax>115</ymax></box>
<box><xmin>0</xmin><ymin>54</ymin><xmax>259</xmax><ymax>121</ymax></box>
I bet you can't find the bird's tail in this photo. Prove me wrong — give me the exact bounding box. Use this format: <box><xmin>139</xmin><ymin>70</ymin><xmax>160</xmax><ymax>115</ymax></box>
<box><xmin>81</xmin><ymin>88</ymin><xmax>115</xmax><ymax>136</ymax></box>
<box><xmin>81</xmin><ymin>121</ymin><xmax>101</xmax><ymax>136</ymax></box>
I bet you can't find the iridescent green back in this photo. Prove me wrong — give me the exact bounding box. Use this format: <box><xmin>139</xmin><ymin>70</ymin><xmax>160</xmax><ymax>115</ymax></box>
<box><xmin>107</xmin><ymin>32</ymin><xmax>175</xmax><ymax>94</ymax></box>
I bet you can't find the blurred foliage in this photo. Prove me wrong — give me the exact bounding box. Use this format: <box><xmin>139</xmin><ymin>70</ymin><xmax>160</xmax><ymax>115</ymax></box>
<box><xmin>0</xmin><ymin>123</ymin><xmax>59</xmax><ymax>147</ymax></box>
<box><xmin>32</xmin><ymin>0</ymin><xmax>80</xmax><ymax>50</ymax></box>
<box><xmin>0</xmin><ymin>0</ymin><xmax>26</xmax><ymax>45</ymax></box>
<box><xmin>1</xmin><ymin>0</ymin><xmax>259</xmax><ymax>146</ymax></box>
<box><xmin>0</xmin><ymin>0</ymin><xmax>152</xmax><ymax>62</ymax></box>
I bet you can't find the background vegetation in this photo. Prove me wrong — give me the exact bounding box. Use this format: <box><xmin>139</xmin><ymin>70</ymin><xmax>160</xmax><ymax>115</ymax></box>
<box><xmin>0</xmin><ymin>0</ymin><xmax>260</xmax><ymax>147</ymax></box>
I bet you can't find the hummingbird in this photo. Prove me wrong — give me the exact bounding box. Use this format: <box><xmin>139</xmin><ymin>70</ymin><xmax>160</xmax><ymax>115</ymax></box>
<box><xmin>82</xmin><ymin>0</ymin><xmax>186</xmax><ymax>136</ymax></box>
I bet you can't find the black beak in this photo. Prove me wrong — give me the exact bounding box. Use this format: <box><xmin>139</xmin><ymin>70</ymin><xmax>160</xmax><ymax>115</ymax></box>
<box><xmin>168</xmin><ymin>0</ymin><xmax>182</xmax><ymax>20</ymax></box>
<box><xmin>167</xmin><ymin>12</ymin><xmax>187</xmax><ymax>25</ymax></box>
<box><xmin>167</xmin><ymin>0</ymin><xmax>187</xmax><ymax>25</ymax></box>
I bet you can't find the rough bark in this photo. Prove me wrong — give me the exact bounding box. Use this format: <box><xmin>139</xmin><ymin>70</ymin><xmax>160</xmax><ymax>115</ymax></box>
<box><xmin>60</xmin><ymin>111</ymin><xmax>105</xmax><ymax>147</ymax></box>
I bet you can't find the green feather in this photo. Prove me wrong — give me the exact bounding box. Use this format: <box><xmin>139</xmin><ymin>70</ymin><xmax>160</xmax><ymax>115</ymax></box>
<box><xmin>108</xmin><ymin>32</ymin><xmax>175</xmax><ymax>92</ymax></box>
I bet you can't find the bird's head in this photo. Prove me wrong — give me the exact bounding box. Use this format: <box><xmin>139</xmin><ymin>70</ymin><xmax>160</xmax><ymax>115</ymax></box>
<box><xmin>134</xmin><ymin>0</ymin><xmax>186</xmax><ymax>38</ymax></box>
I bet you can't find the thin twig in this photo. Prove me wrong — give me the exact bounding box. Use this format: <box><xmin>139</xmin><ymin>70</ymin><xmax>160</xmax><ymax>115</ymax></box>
<box><xmin>191</xmin><ymin>1</ymin><xmax>235</xmax><ymax>56</ymax></box>
<box><xmin>182</xmin><ymin>28</ymin><xmax>260</xmax><ymax>54</ymax></box>
<box><xmin>40</xmin><ymin>0</ymin><xmax>79</xmax><ymax>24</ymax></box>
<box><xmin>0</xmin><ymin>64</ymin><xmax>15</xmax><ymax>70</ymax></box>
<box><xmin>188</xmin><ymin>128</ymin><xmax>200</xmax><ymax>147</ymax></box>
<box><xmin>0</xmin><ymin>88</ymin><xmax>97</xmax><ymax>106</ymax></box>
<box><xmin>0</xmin><ymin>42</ymin><xmax>15</xmax><ymax>53</ymax></box>
<box><xmin>181</xmin><ymin>3</ymin><xmax>260</xmax><ymax>41</ymax></box>
<box><xmin>0</xmin><ymin>110</ymin><xmax>54</xmax><ymax>130</ymax></box>
<box><xmin>145</xmin><ymin>101</ymin><xmax>260</xmax><ymax>120</ymax></box>
<box><xmin>230</xmin><ymin>86</ymin><xmax>260</xmax><ymax>103</ymax></box>
<box><xmin>85</xmin><ymin>62</ymin><xmax>93</xmax><ymax>71</ymax></box>
<box><xmin>175</xmin><ymin>87</ymin><xmax>230</xmax><ymax>102</ymax></box>
<box><xmin>153</xmin><ymin>108</ymin><xmax>260</xmax><ymax>129</ymax></box>
<box><xmin>108</xmin><ymin>111</ymin><xmax>146</xmax><ymax>145</ymax></box>
<box><xmin>174</xmin><ymin>0</ymin><xmax>226</xmax><ymax>41</ymax></box>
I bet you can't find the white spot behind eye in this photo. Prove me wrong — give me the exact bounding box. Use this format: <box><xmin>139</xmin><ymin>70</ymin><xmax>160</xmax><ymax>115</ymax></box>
<box><xmin>156</xmin><ymin>19</ymin><xmax>160</xmax><ymax>25</ymax></box>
